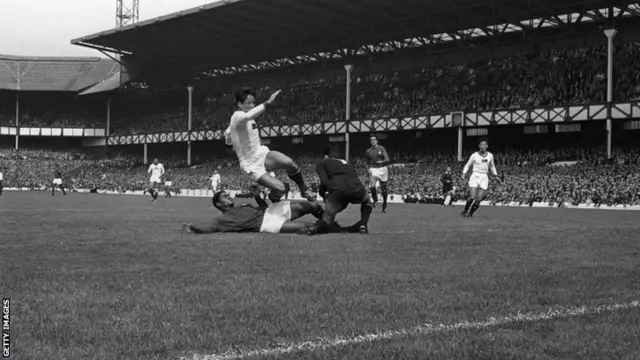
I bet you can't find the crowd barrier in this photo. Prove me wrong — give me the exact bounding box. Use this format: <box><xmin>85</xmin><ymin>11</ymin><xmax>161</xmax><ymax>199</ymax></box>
<box><xmin>5</xmin><ymin>187</ymin><xmax>640</xmax><ymax>211</ymax></box>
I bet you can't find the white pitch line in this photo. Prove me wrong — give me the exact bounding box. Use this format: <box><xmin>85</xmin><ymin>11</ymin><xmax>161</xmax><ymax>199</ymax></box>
<box><xmin>183</xmin><ymin>300</ymin><xmax>640</xmax><ymax>360</ymax></box>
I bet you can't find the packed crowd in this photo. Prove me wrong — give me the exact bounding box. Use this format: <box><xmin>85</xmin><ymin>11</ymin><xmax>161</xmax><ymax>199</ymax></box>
<box><xmin>2</xmin><ymin>145</ymin><xmax>640</xmax><ymax>207</ymax></box>
<box><xmin>2</xmin><ymin>42</ymin><xmax>640</xmax><ymax>133</ymax></box>
<box><xmin>104</xmin><ymin>41</ymin><xmax>640</xmax><ymax>134</ymax></box>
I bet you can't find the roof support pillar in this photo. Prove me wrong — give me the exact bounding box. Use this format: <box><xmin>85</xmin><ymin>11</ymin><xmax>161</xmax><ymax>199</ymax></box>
<box><xmin>344</xmin><ymin>64</ymin><xmax>353</xmax><ymax>162</ymax></box>
<box><xmin>604</xmin><ymin>28</ymin><xmax>617</xmax><ymax>160</ymax></box>
<box><xmin>187</xmin><ymin>85</ymin><xmax>194</xmax><ymax>166</ymax></box>
<box><xmin>15</xmin><ymin>93</ymin><xmax>19</xmax><ymax>150</ymax></box>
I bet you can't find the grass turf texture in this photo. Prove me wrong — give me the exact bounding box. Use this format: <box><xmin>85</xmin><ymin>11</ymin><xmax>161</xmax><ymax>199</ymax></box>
<box><xmin>1</xmin><ymin>192</ymin><xmax>639</xmax><ymax>360</ymax></box>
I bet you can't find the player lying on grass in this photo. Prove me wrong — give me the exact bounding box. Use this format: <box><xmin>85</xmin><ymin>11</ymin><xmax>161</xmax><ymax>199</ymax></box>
<box><xmin>224</xmin><ymin>88</ymin><xmax>316</xmax><ymax>203</ymax></box>
<box><xmin>182</xmin><ymin>186</ymin><xmax>334</xmax><ymax>234</ymax></box>
<box><xmin>298</xmin><ymin>146</ymin><xmax>374</xmax><ymax>235</ymax></box>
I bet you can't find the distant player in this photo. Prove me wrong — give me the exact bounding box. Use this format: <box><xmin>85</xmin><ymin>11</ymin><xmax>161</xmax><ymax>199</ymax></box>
<box><xmin>441</xmin><ymin>167</ymin><xmax>455</xmax><ymax>207</ymax></box>
<box><xmin>210</xmin><ymin>169</ymin><xmax>221</xmax><ymax>192</ymax></box>
<box><xmin>164</xmin><ymin>177</ymin><xmax>173</xmax><ymax>198</ymax></box>
<box><xmin>299</xmin><ymin>146</ymin><xmax>374</xmax><ymax>235</ymax></box>
<box><xmin>224</xmin><ymin>88</ymin><xmax>315</xmax><ymax>203</ymax></box>
<box><xmin>147</xmin><ymin>158</ymin><xmax>165</xmax><ymax>203</ymax></box>
<box><xmin>0</xmin><ymin>166</ymin><xmax>5</xmax><ymax>196</ymax></box>
<box><xmin>52</xmin><ymin>168</ymin><xmax>66</xmax><ymax>196</ymax></box>
<box><xmin>365</xmin><ymin>134</ymin><xmax>390</xmax><ymax>213</ymax></box>
<box><xmin>181</xmin><ymin>186</ymin><xmax>325</xmax><ymax>234</ymax></box>
<box><xmin>461</xmin><ymin>138</ymin><xmax>500</xmax><ymax>217</ymax></box>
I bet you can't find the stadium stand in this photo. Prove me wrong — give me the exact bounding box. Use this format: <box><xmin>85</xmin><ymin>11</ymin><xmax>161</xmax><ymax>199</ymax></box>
<box><xmin>0</xmin><ymin>55</ymin><xmax>118</xmax><ymax>127</ymax></box>
<box><xmin>105</xmin><ymin>41</ymin><xmax>640</xmax><ymax>134</ymax></box>
<box><xmin>1</xmin><ymin>0</ymin><xmax>639</xmax><ymax>208</ymax></box>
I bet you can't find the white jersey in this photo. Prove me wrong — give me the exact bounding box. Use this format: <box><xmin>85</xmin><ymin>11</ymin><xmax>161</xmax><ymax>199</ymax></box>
<box><xmin>148</xmin><ymin>163</ymin><xmax>165</xmax><ymax>178</ymax></box>
<box><xmin>0</xmin><ymin>171</ymin><xmax>3</xmax><ymax>181</ymax></box>
<box><xmin>463</xmin><ymin>151</ymin><xmax>497</xmax><ymax>176</ymax></box>
<box><xmin>210</xmin><ymin>173</ymin><xmax>221</xmax><ymax>186</ymax></box>
<box><xmin>227</xmin><ymin>104</ymin><xmax>266</xmax><ymax>162</ymax></box>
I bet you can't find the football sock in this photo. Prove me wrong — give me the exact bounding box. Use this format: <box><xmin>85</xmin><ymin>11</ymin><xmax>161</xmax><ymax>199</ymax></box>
<box><xmin>370</xmin><ymin>187</ymin><xmax>378</xmax><ymax>202</ymax></box>
<box><xmin>464</xmin><ymin>199</ymin><xmax>474</xmax><ymax>213</ymax></box>
<box><xmin>360</xmin><ymin>202</ymin><xmax>373</xmax><ymax>227</ymax></box>
<box><xmin>445</xmin><ymin>195</ymin><xmax>451</xmax><ymax>206</ymax></box>
<box><xmin>380</xmin><ymin>183</ymin><xmax>388</xmax><ymax>207</ymax></box>
<box><xmin>469</xmin><ymin>201</ymin><xmax>481</xmax><ymax>216</ymax></box>
<box><xmin>287</xmin><ymin>167</ymin><xmax>307</xmax><ymax>192</ymax></box>
<box><xmin>268</xmin><ymin>189</ymin><xmax>283</xmax><ymax>203</ymax></box>
<box><xmin>312</xmin><ymin>219</ymin><xmax>327</xmax><ymax>233</ymax></box>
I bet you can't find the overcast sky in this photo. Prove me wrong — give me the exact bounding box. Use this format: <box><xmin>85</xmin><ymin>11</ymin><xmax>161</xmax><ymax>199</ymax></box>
<box><xmin>0</xmin><ymin>0</ymin><xmax>215</xmax><ymax>57</ymax></box>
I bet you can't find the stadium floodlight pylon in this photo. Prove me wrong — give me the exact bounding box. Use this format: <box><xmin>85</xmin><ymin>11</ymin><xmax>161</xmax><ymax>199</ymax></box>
<box><xmin>116</xmin><ymin>0</ymin><xmax>139</xmax><ymax>29</ymax></box>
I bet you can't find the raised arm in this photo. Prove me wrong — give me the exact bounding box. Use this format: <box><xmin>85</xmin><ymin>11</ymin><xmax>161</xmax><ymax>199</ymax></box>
<box><xmin>230</xmin><ymin>90</ymin><xmax>281</xmax><ymax>126</ymax></box>
<box><xmin>230</xmin><ymin>105</ymin><xmax>267</xmax><ymax>126</ymax></box>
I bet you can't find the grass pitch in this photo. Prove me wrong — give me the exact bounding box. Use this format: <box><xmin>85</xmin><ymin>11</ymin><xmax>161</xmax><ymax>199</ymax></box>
<box><xmin>2</xmin><ymin>192</ymin><xmax>639</xmax><ymax>360</ymax></box>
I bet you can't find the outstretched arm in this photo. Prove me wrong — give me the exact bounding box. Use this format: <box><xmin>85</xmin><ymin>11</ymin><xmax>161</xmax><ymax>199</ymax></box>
<box><xmin>182</xmin><ymin>221</ymin><xmax>220</xmax><ymax>234</ymax></box>
<box><xmin>230</xmin><ymin>105</ymin><xmax>266</xmax><ymax>126</ymax></box>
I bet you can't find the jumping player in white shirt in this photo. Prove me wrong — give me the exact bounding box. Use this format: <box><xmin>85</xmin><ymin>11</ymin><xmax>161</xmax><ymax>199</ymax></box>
<box><xmin>147</xmin><ymin>158</ymin><xmax>165</xmax><ymax>202</ymax></box>
<box><xmin>225</xmin><ymin>88</ymin><xmax>316</xmax><ymax>203</ymax></box>
<box><xmin>461</xmin><ymin>138</ymin><xmax>500</xmax><ymax>217</ymax></box>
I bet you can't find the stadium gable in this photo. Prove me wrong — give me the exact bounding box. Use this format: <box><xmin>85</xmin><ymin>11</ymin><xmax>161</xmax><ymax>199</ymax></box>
<box><xmin>0</xmin><ymin>55</ymin><xmax>119</xmax><ymax>92</ymax></box>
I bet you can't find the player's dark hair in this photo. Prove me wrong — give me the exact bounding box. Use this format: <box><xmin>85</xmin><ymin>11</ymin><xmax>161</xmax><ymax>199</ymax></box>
<box><xmin>235</xmin><ymin>88</ymin><xmax>256</xmax><ymax>105</ymax></box>
<box><xmin>322</xmin><ymin>148</ymin><xmax>331</xmax><ymax>157</ymax></box>
<box><xmin>478</xmin><ymin>137</ymin><xmax>488</xmax><ymax>145</ymax></box>
<box><xmin>212</xmin><ymin>191</ymin><xmax>225</xmax><ymax>211</ymax></box>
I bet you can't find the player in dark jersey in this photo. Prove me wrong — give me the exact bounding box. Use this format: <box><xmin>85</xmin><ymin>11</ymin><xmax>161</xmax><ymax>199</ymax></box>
<box><xmin>52</xmin><ymin>168</ymin><xmax>66</xmax><ymax>196</ymax></box>
<box><xmin>441</xmin><ymin>167</ymin><xmax>455</xmax><ymax>207</ymax></box>
<box><xmin>365</xmin><ymin>134</ymin><xmax>390</xmax><ymax>213</ymax></box>
<box><xmin>299</xmin><ymin>145</ymin><xmax>374</xmax><ymax>235</ymax></box>
<box><xmin>182</xmin><ymin>186</ymin><xmax>326</xmax><ymax>234</ymax></box>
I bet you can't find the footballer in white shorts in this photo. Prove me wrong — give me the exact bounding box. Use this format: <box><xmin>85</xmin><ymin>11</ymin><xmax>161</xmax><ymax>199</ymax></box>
<box><xmin>461</xmin><ymin>138</ymin><xmax>500</xmax><ymax>217</ymax></box>
<box><xmin>239</xmin><ymin>145</ymin><xmax>271</xmax><ymax>181</ymax></box>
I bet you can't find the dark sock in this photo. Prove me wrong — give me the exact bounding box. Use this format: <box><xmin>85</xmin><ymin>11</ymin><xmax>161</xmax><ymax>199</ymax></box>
<box><xmin>464</xmin><ymin>199</ymin><xmax>474</xmax><ymax>212</ymax></box>
<box><xmin>360</xmin><ymin>202</ymin><xmax>373</xmax><ymax>227</ymax></box>
<box><xmin>370</xmin><ymin>187</ymin><xmax>378</xmax><ymax>202</ymax></box>
<box><xmin>382</xmin><ymin>192</ymin><xmax>388</xmax><ymax>207</ymax></box>
<box><xmin>469</xmin><ymin>201</ymin><xmax>481</xmax><ymax>215</ymax></box>
<box><xmin>152</xmin><ymin>190</ymin><xmax>158</xmax><ymax>200</ymax></box>
<box><xmin>312</xmin><ymin>219</ymin><xmax>327</xmax><ymax>233</ymax></box>
<box><xmin>61</xmin><ymin>186</ymin><xmax>66</xmax><ymax>195</ymax></box>
<box><xmin>287</xmin><ymin>168</ymin><xmax>307</xmax><ymax>192</ymax></box>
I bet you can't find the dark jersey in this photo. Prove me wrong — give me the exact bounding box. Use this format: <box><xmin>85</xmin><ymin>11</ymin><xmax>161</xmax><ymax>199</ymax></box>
<box><xmin>316</xmin><ymin>157</ymin><xmax>364</xmax><ymax>195</ymax></box>
<box><xmin>213</xmin><ymin>204</ymin><xmax>265</xmax><ymax>232</ymax></box>
<box><xmin>441</xmin><ymin>172</ymin><xmax>453</xmax><ymax>191</ymax></box>
<box><xmin>365</xmin><ymin>146</ymin><xmax>389</xmax><ymax>169</ymax></box>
